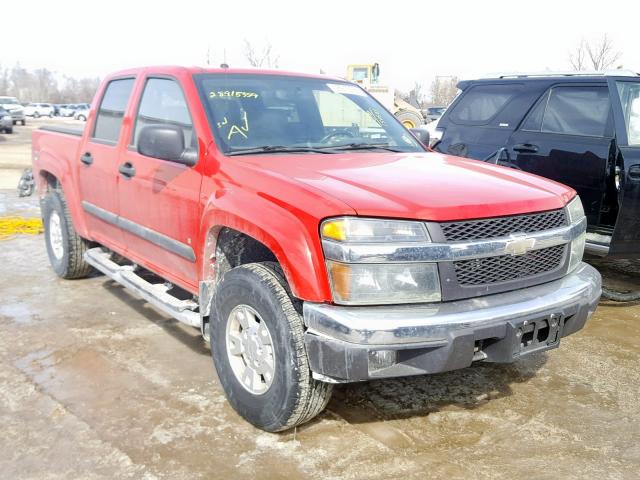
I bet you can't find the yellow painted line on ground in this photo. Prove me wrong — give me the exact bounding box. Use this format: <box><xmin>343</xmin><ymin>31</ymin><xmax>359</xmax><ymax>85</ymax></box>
<box><xmin>0</xmin><ymin>217</ymin><xmax>43</xmax><ymax>240</ymax></box>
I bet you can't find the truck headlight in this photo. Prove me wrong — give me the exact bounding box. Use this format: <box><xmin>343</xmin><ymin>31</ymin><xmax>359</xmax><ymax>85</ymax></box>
<box><xmin>321</xmin><ymin>217</ymin><xmax>441</xmax><ymax>305</ymax></box>
<box><xmin>566</xmin><ymin>196</ymin><xmax>586</xmax><ymax>272</ymax></box>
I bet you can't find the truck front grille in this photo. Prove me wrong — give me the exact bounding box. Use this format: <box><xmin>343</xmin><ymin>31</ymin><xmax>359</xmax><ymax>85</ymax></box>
<box><xmin>453</xmin><ymin>245</ymin><xmax>566</xmax><ymax>286</ymax></box>
<box><xmin>441</xmin><ymin>209</ymin><xmax>567</xmax><ymax>242</ymax></box>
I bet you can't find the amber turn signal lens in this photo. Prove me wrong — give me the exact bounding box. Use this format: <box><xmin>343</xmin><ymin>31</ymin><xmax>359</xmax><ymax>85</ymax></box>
<box><xmin>326</xmin><ymin>261</ymin><xmax>351</xmax><ymax>300</ymax></box>
<box><xmin>321</xmin><ymin>219</ymin><xmax>346</xmax><ymax>241</ymax></box>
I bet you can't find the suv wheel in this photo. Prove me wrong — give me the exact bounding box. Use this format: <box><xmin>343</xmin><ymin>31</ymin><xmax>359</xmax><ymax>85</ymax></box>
<box><xmin>211</xmin><ymin>262</ymin><xmax>333</xmax><ymax>432</ymax></box>
<box><xmin>42</xmin><ymin>188</ymin><xmax>94</xmax><ymax>279</ymax></box>
<box><xmin>33</xmin><ymin>112</ymin><xmax>40</xmax><ymax>119</ymax></box>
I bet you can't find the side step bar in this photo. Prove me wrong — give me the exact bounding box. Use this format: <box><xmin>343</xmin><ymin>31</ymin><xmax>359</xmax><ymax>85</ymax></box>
<box><xmin>84</xmin><ymin>248</ymin><xmax>201</xmax><ymax>328</ymax></box>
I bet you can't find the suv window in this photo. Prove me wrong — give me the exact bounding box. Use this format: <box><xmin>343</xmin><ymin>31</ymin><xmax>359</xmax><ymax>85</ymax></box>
<box><xmin>616</xmin><ymin>81</ymin><xmax>640</xmax><ymax>145</ymax></box>
<box><xmin>132</xmin><ymin>78</ymin><xmax>194</xmax><ymax>150</ymax></box>
<box><xmin>449</xmin><ymin>84</ymin><xmax>520</xmax><ymax>124</ymax></box>
<box><xmin>93</xmin><ymin>78</ymin><xmax>135</xmax><ymax>143</ymax></box>
<box><xmin>540</xmin><ymin>86</ymin><xmax>611</xmax><ymax>137</ymax></box>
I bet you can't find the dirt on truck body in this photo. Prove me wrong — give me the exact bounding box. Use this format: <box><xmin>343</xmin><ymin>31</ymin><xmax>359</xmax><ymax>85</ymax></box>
<box><xmin>32</xmin><ymin>65</ymin><xmax>600</xmax><ymax>432</ymax></box>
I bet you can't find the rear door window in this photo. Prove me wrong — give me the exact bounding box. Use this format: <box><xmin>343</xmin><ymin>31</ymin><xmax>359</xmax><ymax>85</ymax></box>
<box><xmin>540</xmin><ymin>86</ymin><xmax>611</xmax><ymax>137</ymax></box>
<box><xmin>92</xmin><ymin>78</ymin><xmax>135</xmax><ymax>144</ymax></box>
<box><xmin>449</xmin><ymin>84</ymin><xmax>520</xmax><ymax>125</ymax></box>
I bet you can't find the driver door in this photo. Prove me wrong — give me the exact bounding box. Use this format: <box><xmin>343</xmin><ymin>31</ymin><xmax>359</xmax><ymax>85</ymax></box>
<box><xmin>116</xmin><ymin>76</ymin><xmax>203</xmax><ymax>290</ymax></box>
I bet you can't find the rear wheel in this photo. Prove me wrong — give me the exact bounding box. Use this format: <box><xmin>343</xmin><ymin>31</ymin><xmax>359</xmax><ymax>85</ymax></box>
<box><xmin>395</xmin><ymin>110</ymin><xmax>423</xmax><ymax>129</ymax></box>
<box><xmin>211</xmin><ymin>262</ymin><xmax>333</xmax><ymax>432</ymax></box>
<box><xmin>42</xmin><ymin>189</ymin><xmax>93</xmax><ymax>279</ymax></box>
<box><xmin>20</xmin><ymin>119</ymin><xmax>25</xmax><ymax>126</ymax></box>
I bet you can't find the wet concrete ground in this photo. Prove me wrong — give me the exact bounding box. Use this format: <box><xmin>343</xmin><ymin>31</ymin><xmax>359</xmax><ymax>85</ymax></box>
<box><xmin>1</xmin><ymin>190</ymin><xmax>639</xmax><ymax>479</ymax></box>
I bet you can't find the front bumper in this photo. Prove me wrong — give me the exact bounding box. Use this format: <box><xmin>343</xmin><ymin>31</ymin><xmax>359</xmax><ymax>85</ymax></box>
<box><xmin>303</xmin><ymin>263</ymin><xmax>601</xmax><ymax>382</ymax></box>
<box><xmin>9</xmin><ymin>111</ymin><xmax>25</xmax><ymax>121</ymax></box>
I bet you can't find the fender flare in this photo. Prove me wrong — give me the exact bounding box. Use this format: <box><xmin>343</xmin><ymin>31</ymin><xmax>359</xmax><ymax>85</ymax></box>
<box><xmin>34</xmin><ymin>150</ymin><xmax>89</xmax><ymax>238</ymax></box>
<box><xmin>199</xmin><ymin>188</ymin><xmax>331</xmax><ymax>303</ymax></box>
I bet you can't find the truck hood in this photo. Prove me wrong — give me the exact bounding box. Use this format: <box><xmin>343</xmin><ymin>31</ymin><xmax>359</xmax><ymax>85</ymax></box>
<box><xmin>238</xmin><ymin>151</ymin><xmax>575</xmax><ymax>221</ymax></box>
<box><xmin>1</xmin><ymin>104</ymin><xmax>23</xmax><ymax>113</ymax></box>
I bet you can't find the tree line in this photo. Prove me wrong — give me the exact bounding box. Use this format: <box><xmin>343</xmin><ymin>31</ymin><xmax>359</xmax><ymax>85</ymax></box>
<box><xmin>0</xmin><ymin>64</ymin><xmax>100</xmax><ymax>104</ymax></box>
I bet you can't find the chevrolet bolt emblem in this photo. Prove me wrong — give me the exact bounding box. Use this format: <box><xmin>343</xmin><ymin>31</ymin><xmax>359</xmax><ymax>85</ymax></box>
<box><xmin>504</xmin><ymin>234</ymin><xmax>537</xmax><ymax>256</ymax></box>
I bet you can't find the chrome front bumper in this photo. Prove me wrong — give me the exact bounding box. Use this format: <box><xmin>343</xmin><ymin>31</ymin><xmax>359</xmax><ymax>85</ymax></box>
<box><xmin>303</xmin><ymin>263</ymin><xmax>601</xmax><ymax>382</ymax></box>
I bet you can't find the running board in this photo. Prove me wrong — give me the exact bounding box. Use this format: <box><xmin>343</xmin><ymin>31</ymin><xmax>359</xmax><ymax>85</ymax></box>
<box><xmin>84</xmin><ymin>248</ymin><xmax>201</xmax><ymax>328</ymax></box>
<box><xmin>585</xmin><ymin>232</ymin><xmax>611</xmax><ymax>257</ymax></box>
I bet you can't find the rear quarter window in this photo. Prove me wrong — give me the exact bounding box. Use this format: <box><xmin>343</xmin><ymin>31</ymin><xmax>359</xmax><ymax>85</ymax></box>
<box><xmin>449</xmin><ymin>84</ymin><xmax>521</xmax><ymax>125</ymax></box>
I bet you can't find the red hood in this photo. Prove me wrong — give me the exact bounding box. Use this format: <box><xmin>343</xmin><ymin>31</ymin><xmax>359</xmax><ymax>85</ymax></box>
<box><xmin>237</xmin><ymin>151</ymin><xmax>575</xmax><ymax>221</ymax></box>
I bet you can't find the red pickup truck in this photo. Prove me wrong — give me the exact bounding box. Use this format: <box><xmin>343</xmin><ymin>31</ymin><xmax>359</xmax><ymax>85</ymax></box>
<box><xmin>32</xmin><ymin>66</ymin><xmax>601</xmax><ymax>432</ymax></box>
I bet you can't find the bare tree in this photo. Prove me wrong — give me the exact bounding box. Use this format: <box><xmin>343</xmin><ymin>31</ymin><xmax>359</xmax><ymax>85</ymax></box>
<box><xmin>243</xmin><ymin>39</ymin><xmax>279</xmax><ymax>68</ymax></box>
<box><xmin>408</xmin><ymin>82</ymin><xmax>426</xmax><ymax>108</ymax></box>
<box><xmin>569</xmin><ymin>35</ymin><xmax>622</xmax><ymax>71</ymax></box>
<box><xmin>429</xmin><ymin>76</ymin><xmax>459</xmax><ymax>106</ymax></box>
<box><xmin>0</xmin><ymin>63</ymin><xmax>100</xmax><ymax>103</ymax></box>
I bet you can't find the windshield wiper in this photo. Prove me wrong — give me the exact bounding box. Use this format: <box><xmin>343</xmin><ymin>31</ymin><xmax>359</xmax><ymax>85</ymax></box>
<box><xmin>318</xmin><ymin>142</ymin><xmax>404</xmax><ymax>152</ymax></box>
<box><xmin>227</xmin><ymin>145</ymin><xmax>335</xmax><ymax>156</ymax></box>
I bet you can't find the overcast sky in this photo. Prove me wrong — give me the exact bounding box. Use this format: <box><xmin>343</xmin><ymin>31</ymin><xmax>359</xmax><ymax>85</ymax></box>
<box><xmin>4</xmin><ymin>0</ymin><xmax>639</xmax><ymax>92</ymax></box>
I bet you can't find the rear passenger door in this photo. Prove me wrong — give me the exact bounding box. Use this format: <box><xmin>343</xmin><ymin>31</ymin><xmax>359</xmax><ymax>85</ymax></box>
<box><xmin>78</xmin><ymin>77</ymin><xmax>135</xmax><ymax>250</ymax></box>
<box><xmin>117</xmin><ymin>76</ymin><xmax>202</xmax><ymax>290</ymax></box>
<box><xmin>505</xmin><ymin>84</ymin><xmax>615</xmax><ymax>226</ymax></box>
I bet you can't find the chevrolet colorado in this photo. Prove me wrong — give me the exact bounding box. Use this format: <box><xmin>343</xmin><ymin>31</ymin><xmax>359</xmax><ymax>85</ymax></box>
<box><xmin>32</xmin><ymin>66</ymin><xmax>601</xmax><ymax>432</ymax></box>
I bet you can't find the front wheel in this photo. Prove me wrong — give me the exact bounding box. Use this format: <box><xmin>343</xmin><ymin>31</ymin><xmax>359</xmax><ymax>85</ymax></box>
<box><xmin>42</xmin><ymin>189</ymin><xmax>93</xmax><ymax>279</ymax></box>
<box><xmin>20</xmin><ymin>119</ymin><xmax>25</xmax><ymax>126</ymax></box>
<box><xmin>211</xmin><ymin>262</ymin><xmax>333</xmax><ymax>432</ymax></box>
<box><xmin>33</xmin><ymin>112</ymin><xmax>40</xmax><ymax>119</ymax></box>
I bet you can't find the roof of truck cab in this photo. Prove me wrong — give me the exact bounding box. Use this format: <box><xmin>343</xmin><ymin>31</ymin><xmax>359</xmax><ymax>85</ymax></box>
<box><xmin>105</xmin><ymin>65</ymin><xmax>346</xmax><ymax>83</ymax></box>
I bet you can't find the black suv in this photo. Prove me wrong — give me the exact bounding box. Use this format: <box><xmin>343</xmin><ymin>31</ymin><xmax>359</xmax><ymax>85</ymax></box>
<box><xmin>434</xmin><ymin>72</ymin><xmax>640</xmax><ymax>258</ymax></box>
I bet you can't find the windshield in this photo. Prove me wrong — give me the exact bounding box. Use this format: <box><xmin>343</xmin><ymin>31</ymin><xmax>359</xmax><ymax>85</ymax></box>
<box><xmin>617</xmin><ymin>81</ymin><xmax>640</xmax><ymax>146</ymax></box>
<box><xmin>0</xmin><ymin>97</ymin><xmax>19</xmax><ymax>105</ymax></box>
<box><xmin>195</xmin><ymin>73</ymin><xmax>423</xmax><ymax>155</ymax></box>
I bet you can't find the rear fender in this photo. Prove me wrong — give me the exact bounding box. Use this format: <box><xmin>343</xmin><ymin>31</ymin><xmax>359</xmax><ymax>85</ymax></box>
<box><xmin>34</xmin><ymin>149</ymin><xmax>89</xmax><ymax>238</ymax></box>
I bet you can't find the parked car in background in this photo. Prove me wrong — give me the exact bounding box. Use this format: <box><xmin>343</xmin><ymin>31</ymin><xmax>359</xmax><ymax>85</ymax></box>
<box><xmin>434</xmin><ymin>70</ymin><xmax>640</xmax><ymax>258</ymax></box>
<box><xmin>24</xmin><ymin>103</ymin><xmax>55</xmax><ymax>118</ymax></box>
<box><xmin>0</xmin><ymin>107</ymin><xmax>13</xmax><ymax>133</ymax></box>
<box><xmin>32</xmin><ymin>65</ymin><xmax>600</xmax><ymax>432</ymax></box>
<box><xmin>0</xmin><ymin>96</ymin><xmax>26</xmax><ymax>125</ymax></box>
<box><xmin>60</xmin><ymin>104</ymin><xmax>79</xmax><ymax>117</ymax></box>
<box><xmin>73</xmin><ymin>104</ymin><xmax>90</xmax><ymax>121</ymax></box>
<box><xmin>422</xmin><ymin>105</ymin><xmax>447</xmax><ymax>123</ymax></box>
<box><xmin>54</xmin><ymin>104</ymin><xmax>67</xmax><ymax>116</ymax></box>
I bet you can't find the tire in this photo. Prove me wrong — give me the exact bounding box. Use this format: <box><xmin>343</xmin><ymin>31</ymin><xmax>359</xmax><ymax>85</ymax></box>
<box><xmin>21</xmin><ymin>119</ymin><xmax>25</xmax><ymax>126</ymax></box>
<box><xmin>5</xmin><ymin>127</ymin><xmax>12</xmax><ymax>134</ymax></box>
<box><xmin>78</xmin><ymin>115</ymin><xmax>86</xmax><ymax>121</ymax></box>
<box><xmin>395</xmin><ymin>110</ymin><xmax>423</xmax><ymax>129</ymax></box>
<box><xmin>211</xmin><ymin>262</ymin><xmax>333</xmax><ymax>432</ymax></box>
<box><xmin>34</xmin><ymin>112</ymin><xmax>40</xmax><ymax>119</ymax></box>
<box><xmin>42</xmin><ymin>189</ymin><xmax>93</xmax><ymax>279</ymax></box>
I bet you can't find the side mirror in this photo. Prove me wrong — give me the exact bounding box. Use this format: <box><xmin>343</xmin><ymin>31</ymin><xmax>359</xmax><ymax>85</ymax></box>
<box><xmin>137</xmin><ymin>124</ymin><xmax>197</xmax><ymax>166</ymax></box>
<box><xmin>410</xmin><ymin>128</ymin><xmax>430</xmax><ymax>148</ymax></box>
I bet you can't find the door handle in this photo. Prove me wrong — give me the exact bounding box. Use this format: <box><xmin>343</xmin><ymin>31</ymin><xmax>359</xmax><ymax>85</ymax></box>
<box><xmin>80</xmin><ymin>152</ymin><xmax>93</xmax><ymax>165</ymax></box>
<box><xmin>118</xmin><ymin>162</ymin><xmax>136</xmax><ymax>178</ymax></box>
<box><xmin>512</xmin><ymin>143</ymin><xmax>539</xmax><ymax>153</ymax></box>
<box><xmin>629</xmin><ymin>165</ymin><xmax>640</xmax><ymax>180</ymax></box>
